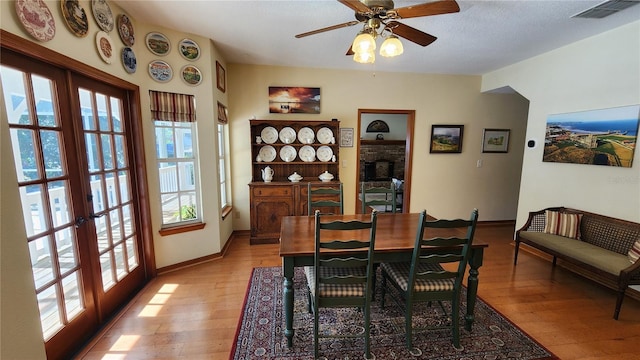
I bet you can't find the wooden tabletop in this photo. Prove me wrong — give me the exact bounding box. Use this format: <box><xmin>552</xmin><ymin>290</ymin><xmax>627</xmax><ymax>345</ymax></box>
<box><xmin>279</xmin><ymin>212</ymin><xmax>487</xmax><ymax>256</ymax></box>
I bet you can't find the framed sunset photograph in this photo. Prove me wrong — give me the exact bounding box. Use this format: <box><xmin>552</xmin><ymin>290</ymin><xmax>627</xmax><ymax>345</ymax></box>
<box><xmin>268</xmin><ymin>86</ymin><xmax>320</xmax><ymax>114</ymax></box>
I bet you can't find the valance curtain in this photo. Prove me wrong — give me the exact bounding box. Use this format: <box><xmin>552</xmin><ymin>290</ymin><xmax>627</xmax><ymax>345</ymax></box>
<box><xmin>149</xmin><ymin>90</ymin><xmax>196</xmax><ymax>122</ymax></box>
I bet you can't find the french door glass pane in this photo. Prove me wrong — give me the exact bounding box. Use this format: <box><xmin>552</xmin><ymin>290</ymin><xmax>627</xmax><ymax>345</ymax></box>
<box><xmin>32</xmin><ymin>75</ymin><xmax>57</xmax><ymax>127</ymax></box>
<box><xmin>90</xmin><ymin>174</ymin><xmax>106</xmax><ymax>212</ymax></box>
<box><xmin>55</xmin><ymin>227</ymin><xmax>77</xmax><ymax>274</ymax></box>
<box><xmin>23</xmin><ymin>184</ymin><xmax>46</xmax><ymax>237</ymax></box>
<box><xmin>62</xmin><ymin>272</ymin><xmax>83</xmax><ymax>320</ymax></box>
<box><xmin>48</xmin><ymin>180</ymin><xmax>70</xmax><ymax>228</ymax></box>
<box><xmin>38</xmin><ymin>285</ymin><xmax>62</xmax><ymax>339</ymax></box>
<box><xmin>100</xmin><ymin>252</ymin><xmax>115</xmax><ymax>291</ymax></box>
<box><xmin>29</xmin><ymin>235</ymin><xmax>54</xmax><ymax>288</ymax></box>
<box><xmin>95</xmin><ymin>214</ymin><xmax>109</xmax><ymax>252</ymax></box>
<box><xmin>85</xmin><ymin>133</ymin><xmax>100</xmax><ymax>172</ymax></box>
<box><xmin>10</xmin><ymin>129</ymin><xmax>40</xmax><ymax>181</ymax></box>
<box><xmin>101</xmin><ymin>134</ymin><xmax>114</xmax><ymax>170</ymax></box>
<box><xmin>119</xmin><ymin>171</ymin><xmax>130</xmax><ymax>203</ymax></box>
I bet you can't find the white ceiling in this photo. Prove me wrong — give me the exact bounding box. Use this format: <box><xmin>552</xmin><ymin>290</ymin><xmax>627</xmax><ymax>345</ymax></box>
<box><xmin>114</xmin><ymin>0</ymin><xmax>640</xmax><ymax>75</ymax></box>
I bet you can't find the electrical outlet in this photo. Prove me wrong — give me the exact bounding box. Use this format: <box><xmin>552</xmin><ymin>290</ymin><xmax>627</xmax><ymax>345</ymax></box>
<box><xmin>342</xmin><ymin>160</ymin><xmax>347</xmax><ymax>168</ymax></box>
<box><xmin>477</xmin><ymin>160</ymin><xmax>483</xmax><ymax>168</ymax></box>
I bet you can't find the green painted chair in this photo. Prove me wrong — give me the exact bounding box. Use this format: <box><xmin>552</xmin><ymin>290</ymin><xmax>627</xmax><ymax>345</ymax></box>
<box><xmin>361</xmin><ymin>182</ymin><xmax>396</xmax><ymax>213</ymax></box>
<box><xmin>379</xmin><ymin>209</ymin><xmax>478</xmax><ymax>354</ymax></box>
<box><xmin>304</xmin><ymin>210</ymin><xmax>378</xmax><ymax>360</ymax></box>
<box><xmin>308</xmin><ymin>182</ymin><xmax>344</xmax><ymax>215</ymax></box>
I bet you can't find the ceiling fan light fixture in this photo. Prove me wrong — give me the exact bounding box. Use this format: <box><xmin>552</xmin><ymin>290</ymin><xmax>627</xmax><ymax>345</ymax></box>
<box><xmin>352</xmin><ymin>31</ymin><xmax>376</xmax><ymax>53</ymax></box>
<box><xmin>353</xmin><ymin>49</ymin><xmax>375</xmax><ymax>64</ymax></box>
<box><xmin>379</xmin><ymin>35</ymin><xmax>403</xmax><ymax>57</ymax></box>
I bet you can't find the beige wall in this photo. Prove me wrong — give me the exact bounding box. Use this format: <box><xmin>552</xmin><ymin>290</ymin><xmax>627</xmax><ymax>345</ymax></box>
<box><xmin>1</xmin><ymin>1</ymin><xmax>231</xmax><ymax>357</ymax></box>
<box><xmin>482</xmin><ymin>21</ymin><xmax>640</xmax><ymax>226</ymax></box>
<box><xmin>228</xmin><ymin>64</ymin><xmax>529</xmax><ymax>224</ymax></box>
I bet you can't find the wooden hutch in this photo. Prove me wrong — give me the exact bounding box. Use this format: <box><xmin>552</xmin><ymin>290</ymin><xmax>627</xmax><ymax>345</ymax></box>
<box><xmin>248</xmin><ymin>119</ymin><xmax>341</xmax><ymax>244</ymax></box>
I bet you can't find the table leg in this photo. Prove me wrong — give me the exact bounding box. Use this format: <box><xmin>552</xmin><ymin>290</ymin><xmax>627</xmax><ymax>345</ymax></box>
<box><xmin>465</xmin><ymin>247</ymin><xmax>484</xmax><ymax>331</ymax></box>
<box><xmin>282</xmin><ymin>257</ymin><xmax>295</xmax><ymax>347</ymax></box>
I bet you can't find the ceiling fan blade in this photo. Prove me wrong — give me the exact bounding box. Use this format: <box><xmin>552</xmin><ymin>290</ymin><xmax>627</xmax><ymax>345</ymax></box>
<box><xmin>338</xmin><ymin>0</ymin><xmax>371</xmax><ymax>13</ymax></box>
<box><xmin>295</xmin><ymin>20</ymin><xmax>361</xmax><ymax>38</ymax></box>
<box><xmin>386</xmin><ymin>21</ymin><xmax>437</xmax><ymax>47</ymax></box>
<box><xmin>346</xmin><ymin>45</ymin><xmax>354</xmax><ymax>56</ymax></box>
<box><xmin>393</xmin><ymin>0</ymin><xmax>460</xmax><ymax>19</ymax></box>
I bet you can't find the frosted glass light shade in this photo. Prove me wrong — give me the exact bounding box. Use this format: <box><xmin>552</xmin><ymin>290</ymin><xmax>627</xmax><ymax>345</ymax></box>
<box><xmin>352</xmin><ymin>32</ymin><xmax>376</xmax><ymax>53</ymax></box>
<box><xmin>380</xmin><ymin>35</ymin><xmax>404</xmax><ymax>57</ymax></box>
<box><xmin>353</xmin><ymin>50</ymin><xmax>375</xmax><ymax>64</ymax></box>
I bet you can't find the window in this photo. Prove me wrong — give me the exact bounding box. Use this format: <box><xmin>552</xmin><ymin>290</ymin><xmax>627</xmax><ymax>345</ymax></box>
<box><xmin>217</xmin><ymin>102</ymin><xmax>231</xmax><ymax>216</ymax></box>
<box><xmin>150</xmin><ymin>91</ymin><xmax>201</xmax><ymax>227</ymax></box>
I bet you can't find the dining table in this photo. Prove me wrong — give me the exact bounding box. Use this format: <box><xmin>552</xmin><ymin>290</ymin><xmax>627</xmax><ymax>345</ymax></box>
<box><xmin>279</xmin><ymin>212</ymin><xmax>488</xmax><ymax>348</ymax></box>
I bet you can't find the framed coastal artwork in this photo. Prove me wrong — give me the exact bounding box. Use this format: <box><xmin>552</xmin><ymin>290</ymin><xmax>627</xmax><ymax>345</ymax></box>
<box><xmin>430</xmin><ymin>125</ymin><xmax>464</xmax><ymax>153</ymax></box>
<box><xmin>543</xmin><ymin>105</ymin><xmax>639</xmax><ymax>167</ymax></box>
<box><xmin>268</xmin><ymin>86</ymin><xmax>320</xmax><ymax>114</ymax></box>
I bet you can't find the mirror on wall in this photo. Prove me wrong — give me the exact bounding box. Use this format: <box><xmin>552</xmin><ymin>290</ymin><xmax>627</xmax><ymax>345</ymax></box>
<box><xmin>356</xmin><ymin>109</ymin><xmax>414</xmax><ymax>213</ymax></box>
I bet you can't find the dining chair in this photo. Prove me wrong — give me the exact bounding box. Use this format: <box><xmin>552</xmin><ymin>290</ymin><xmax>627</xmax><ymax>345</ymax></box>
<box><xmin>361</xmin><ymin>181</ymin><xmax>396</xmax><ymax>213</ymax></box>
<box><xmin>308</xmin><ymin>182</ymin><xmax>344</xmax><ymax>215</ymax></box>
<box><xmin>379</xmin><ymin>209</ymin><xmax>479</xmax><ymax>354</ymax></box>
<box><xmin>304</xmin><ymin>210</ymin><xmax>378</xmax><ymax>360</ymax></box>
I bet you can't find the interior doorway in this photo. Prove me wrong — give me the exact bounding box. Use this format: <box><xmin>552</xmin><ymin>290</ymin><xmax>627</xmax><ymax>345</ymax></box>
<box><xmin>356</xmin><ymin>109</ymin><xmax>414</xmax><ymax>213</ymax></box>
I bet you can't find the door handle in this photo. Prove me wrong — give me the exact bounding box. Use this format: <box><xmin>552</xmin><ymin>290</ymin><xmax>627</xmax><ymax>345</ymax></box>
<box><xmin>75</xmin><ymin>216</ymin><xmax>88</xmax><ymax>228</ymax></box>
<box><xmin>89</xmin><ymin>213</ymin><xmax>105</xmax><ymax>219</ymax></box>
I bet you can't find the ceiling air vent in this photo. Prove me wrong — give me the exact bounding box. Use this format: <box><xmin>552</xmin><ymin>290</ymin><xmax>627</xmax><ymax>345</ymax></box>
<box><xmin>573</xmin><ymin>0</ymin><xmax>640</xmax><ymax>19</ymax></box>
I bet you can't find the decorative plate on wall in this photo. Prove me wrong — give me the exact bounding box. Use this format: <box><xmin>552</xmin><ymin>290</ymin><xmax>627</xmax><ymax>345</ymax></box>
<box><xmin>148</xmin><ymin>60</ymin><xmax>173</xmax><ymax>83</ymax></box>
<box><xmin>60</xmin><ymin>0</ymin><xmax>89</xmax><ymax>37</ymax></box>
<box><xmin>180</xmin><ymin>65</ymin><xmax>202</xmax><ymax>86</ymax></box>
<box><xmin>179</xmin><ymin>38</ymin><xmax>200</xmax><ymax>61</ymax></box>
<box><xmin>15</xmin><ymin>0</ymin><xmax>56</xmax><ymax>42</ymax></box>
<box><xmin>117</xmin><ymin>13</ymin><xmax>135</xmax><ymax>46</ymax></box>
<box><xmin>91</xmin><ymin>0</ymin><xmax>113</xmax><ymax>32</ymax></box>
<box><xmin>121</xmin><ymin>47</ymin><xmax>137</xmax><ymax>73</ymax></box>
<box><xmin>146</xmin><ymin>32</ymin><xmax>171</xmax><ymax>56</ymax></box>
<box><xmin>95</xmin><ymin>31</ymin><xmax>114</xmax><ymax>64</ymax></box>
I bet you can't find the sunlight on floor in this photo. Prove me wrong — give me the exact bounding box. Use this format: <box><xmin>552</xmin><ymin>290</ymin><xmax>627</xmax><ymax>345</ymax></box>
<box><xmin>138</xmin><ymin>283</ymin><xmax>178</xmax><ymax>317</ymax></box>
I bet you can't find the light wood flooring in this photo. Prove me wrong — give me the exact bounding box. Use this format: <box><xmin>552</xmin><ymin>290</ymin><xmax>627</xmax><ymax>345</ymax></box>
<box><xmin>76</xmin><ymin>225</ymin><xmax>640</xmax><ymax>360</ymax></box>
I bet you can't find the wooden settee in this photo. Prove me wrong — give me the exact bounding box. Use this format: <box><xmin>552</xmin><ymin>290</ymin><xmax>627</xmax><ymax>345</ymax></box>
<box><xmin>514</xmin><ymin>207</ymin><xmax>640</xmax><ymax>319</ymax></box>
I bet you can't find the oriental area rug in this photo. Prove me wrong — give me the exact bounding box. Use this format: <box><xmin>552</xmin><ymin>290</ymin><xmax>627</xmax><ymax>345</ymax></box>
<box><xmin>230</xmin><ymin>267</ymin><xmax>558</xmax><ymax>360</ymax></box>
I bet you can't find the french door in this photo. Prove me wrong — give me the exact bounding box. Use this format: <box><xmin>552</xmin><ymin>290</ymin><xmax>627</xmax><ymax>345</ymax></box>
<box><xmin>1</xmin><ymin>48</ymin><xmax>149</xmax><ymax>359</ymax></box>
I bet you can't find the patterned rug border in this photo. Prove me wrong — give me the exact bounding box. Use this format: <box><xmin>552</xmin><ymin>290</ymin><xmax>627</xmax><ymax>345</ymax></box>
<box><xmin>230</xmin><ymin>266</ymin><xmax>559</xmax><ymax>360</ymax></box>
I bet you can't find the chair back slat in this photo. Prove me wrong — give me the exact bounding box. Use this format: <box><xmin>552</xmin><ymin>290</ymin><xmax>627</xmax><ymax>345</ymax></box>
<box><xmin>421</xmin><ymin>237</ymin><xmax>468</xmax><ymax>247</ymax></box>
<box><xmin>308</xmin><ymin>182</ymin><xmax>344</xmax><ymax>215</ymax></box>
<box><xmin>361</xmin><ymin>182</ymin><xmax>397</xmax><ymax>213</ymax></box>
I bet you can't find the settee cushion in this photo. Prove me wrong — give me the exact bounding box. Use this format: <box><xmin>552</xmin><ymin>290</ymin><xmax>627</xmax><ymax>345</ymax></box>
<box><xmin>543</xmin><ymin>210</ymin><xmax>581</xmax><ymax>239</ymax></box>
<box><xmin>519</xmin><ymin>231</ymin><xmax>629</xmax><ymax>276</ymax></box>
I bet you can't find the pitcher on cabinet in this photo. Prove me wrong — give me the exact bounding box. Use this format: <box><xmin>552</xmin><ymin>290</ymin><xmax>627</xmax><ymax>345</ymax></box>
<box><xmin>262</xmin><ymin>166</ymin><xmax>274</xmax><ymax>182</ymax></box>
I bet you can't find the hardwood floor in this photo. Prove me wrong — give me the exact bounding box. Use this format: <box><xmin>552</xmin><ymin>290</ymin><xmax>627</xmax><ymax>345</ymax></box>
<box><xmin>75</xmin><ymin>225</ymin><xmax>640</xmax><ymax>360</ymax></box>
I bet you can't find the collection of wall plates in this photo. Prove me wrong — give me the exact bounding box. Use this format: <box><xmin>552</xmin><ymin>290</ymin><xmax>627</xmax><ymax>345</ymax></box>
<box><xmin>145</xmin><ymin>32</ymin><xmax>203</xmax><ymax>86</ymax></box>
<box><xmin>15</xmin><ymin>0</ymin><xmax>202</xmax><ymax>86</ymax></box>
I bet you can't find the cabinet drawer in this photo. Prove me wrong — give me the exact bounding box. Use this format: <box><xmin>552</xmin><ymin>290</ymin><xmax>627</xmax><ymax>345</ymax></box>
<box><xmin>253</xmin><ymin>186</ymin><xmax>291</xmax><ymax>197</ymax></box>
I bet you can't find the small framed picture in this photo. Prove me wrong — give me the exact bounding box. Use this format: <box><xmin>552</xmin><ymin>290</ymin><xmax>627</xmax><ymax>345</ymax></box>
<box><xmin>430</xmin><ymin>125</ymin><xmax>464</xmax><ymax>153</ymax></box>
<box><xmin>216</xmin><ymin>61</ymin><xmax>226</xmax><ymax>93</ymax></box>
<box><xmin>482</xmin><ymin>128</ymin><xmax>510</xmax><ymax>153</ymax></box>
<box><xmin>340</xmin><ymin>128</ymin><xmax>354</xmax><ymax>147</ymax></box>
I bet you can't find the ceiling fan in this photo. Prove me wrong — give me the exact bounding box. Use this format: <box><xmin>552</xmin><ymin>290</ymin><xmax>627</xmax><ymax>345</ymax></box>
<box><xmin>295</xmin><ymin>0</ymin><xmax>460</xmax><ymax>58</ymax></box>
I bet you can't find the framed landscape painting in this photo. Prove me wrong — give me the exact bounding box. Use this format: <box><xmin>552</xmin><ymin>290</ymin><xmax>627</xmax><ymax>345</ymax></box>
<box><xmin>268</xmin><ymin>87</ymin><xmax>320</xmax><ymax>114</ymax></box>
<box><xmin>543</xmin><ymin>105</ymin><xmax>640</xmax><ymax>167</ymax></box>
<box><xmin>430</xmin><ymin>125</ymin><xmax>464</xmax><ymax>153</ymax></box>
<box><xmin>482</xmin><ymin>129</ymin><xmax>510</xmax><ymax>153</ymax></box>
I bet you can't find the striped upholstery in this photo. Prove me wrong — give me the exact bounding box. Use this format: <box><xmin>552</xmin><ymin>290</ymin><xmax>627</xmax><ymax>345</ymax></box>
<box><xmin>304</xmin><ymin>266</ymin><xmax>367</xmax><ymax>297</ymax></box>
<box><xmin>380</xmin><ymin>262</ymin><xmax>454</xmax><ymax>292</ymax></box>
<box><xmin>544</xmin><ymin>210</ymin><xmax>581</xmax><ymax>239</ymax></box>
